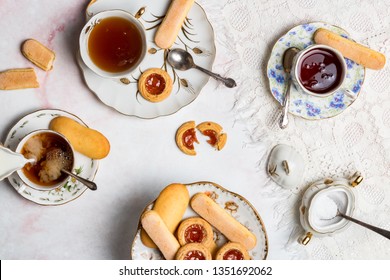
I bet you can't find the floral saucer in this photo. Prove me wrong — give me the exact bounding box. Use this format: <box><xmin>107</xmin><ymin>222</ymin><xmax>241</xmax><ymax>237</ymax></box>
<box><xmin>3</xmin><ymin>109</ymin><xmax>99</xmax><ymax>206</ymax></box>
<box><xmin>79</xmin><ymin>0</ymin><xmax>215</xmax><ymax>119</ymax></box>
<box><xmin>267</xmin><ymin>22</ymin><xmax>365</xmax><ymax>120</ymax></box>
<box><xmin>131</xmin><ymin>181</ymin><xmax>269</xmax><ymax>260</ymax></box>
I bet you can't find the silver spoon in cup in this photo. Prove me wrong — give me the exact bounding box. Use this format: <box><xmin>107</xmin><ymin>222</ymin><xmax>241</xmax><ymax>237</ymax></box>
<box><xmin>167</xmin><ymin>48</ymin><xmax>237</xmax><ymax>88</ymax></box>
<box><xmin>46</xmin><ymin>148</ymin><xmax>97</xmax><ymax>191</ymax></box>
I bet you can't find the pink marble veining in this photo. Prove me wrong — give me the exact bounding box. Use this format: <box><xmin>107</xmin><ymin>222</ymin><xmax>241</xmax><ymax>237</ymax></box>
<box><xmin>47</xmin><ymin>24</ymin><xmax>66</xmax><ymax>48</ymax></box>
<box><xmin>20</xmin><ymin>212</ymin><xmax>44</xmax><ymax>234</ymax></box>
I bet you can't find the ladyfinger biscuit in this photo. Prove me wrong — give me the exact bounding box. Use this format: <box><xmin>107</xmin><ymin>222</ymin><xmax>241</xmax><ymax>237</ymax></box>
<box><xmin>49</xmin><ymin>116</ymin><xmax>110</xmax><ymax>159</ymax></box>
<box><xmin>22</xmin><ymin>39</ymin><xmax>55</xmax><ymax>71</ymax></box>
<box><xmin>141</xmin><ymin>183</ymin><xmax>190</xmax><ymax>248</ymax></box>
<box><xmin>141</xmin><ymin>210</ymin><xmax>181</xmax><ymax>260</ymax></box>
<box><xmin>313</xmin><ymin>28</ymin><xmax>386</xmax><ymax>70</ymax></box>
<box><xmin>0</xmin><ymin>68</ymin><xmax>39</xmax><ymax>90</ymax></box>
<box><xmin>190</xmin><ymin>193</ymin><xmax>257</xmax><ymax>251</ymax></box>
<box><xmin>154</xmin><ymin>0</ymin><xmax>195</xmax><ymax>49</ymax></box>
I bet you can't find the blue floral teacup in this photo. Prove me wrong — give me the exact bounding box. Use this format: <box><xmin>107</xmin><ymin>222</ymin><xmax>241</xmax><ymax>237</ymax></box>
<box><xmin>291</xmin><ymin>44</ymin><xmax>347</xmax><ymax>98</ymax></box>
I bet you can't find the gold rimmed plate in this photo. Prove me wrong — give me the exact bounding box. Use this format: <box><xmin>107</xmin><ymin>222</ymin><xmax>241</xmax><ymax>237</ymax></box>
<box><xmin>79</xmin><ymin>0</ymin><xmax>216</xmax><ymax>119</ymax></box>
<box><xmin>131</xmin><ymin>181</ymin><xmax>268</xmax><ymax>260</ymax></box>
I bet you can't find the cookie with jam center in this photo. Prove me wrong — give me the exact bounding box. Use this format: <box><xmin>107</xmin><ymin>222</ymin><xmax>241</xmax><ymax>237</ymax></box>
<box><xmin>138</xmin><ymin>68</ymin><xmax>173</xmax><ymax>102</ymax></box>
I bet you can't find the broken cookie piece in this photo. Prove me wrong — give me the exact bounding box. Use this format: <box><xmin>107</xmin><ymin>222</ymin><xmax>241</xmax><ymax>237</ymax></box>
<box><xmin>22</xmin><ymin>39</ymin><xmax>55</xmax><ymax>71</ymax></box>
<box><xmin>175</xmin><ymin>121</ymin><xmax>199</xmax><ymax>156</ymax></box>
<box><xmin>0</xmin><ymin>68</ymin><xmax>39</xmax><ymax>90</ymax></box>
<box><xmin>196</xmin><ymin>121</ymin><xmax>227</xmax><ymax>151</ymax></box>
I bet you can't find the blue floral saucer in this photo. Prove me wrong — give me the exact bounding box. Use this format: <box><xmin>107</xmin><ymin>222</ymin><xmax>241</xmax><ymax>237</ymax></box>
<box><xmin>267</xmin><ymin>22</ymin><xmax>365</xmax><ymax>120</ymax></box>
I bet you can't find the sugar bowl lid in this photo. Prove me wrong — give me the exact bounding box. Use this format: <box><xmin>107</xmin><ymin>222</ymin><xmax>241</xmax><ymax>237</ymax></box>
<box><xmin>267</xmin><ymin>144</ymin><xmax>305</xmax><ymax>190</ymax></box>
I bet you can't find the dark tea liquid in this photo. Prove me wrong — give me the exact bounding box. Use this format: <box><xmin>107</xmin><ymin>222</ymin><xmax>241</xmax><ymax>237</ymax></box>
<box><xmin>88</xmin><ymin>17</ymin><xmax>143</xmax><ymax>73</ymax></box>
<box><xmin>21</xmin><ymin>133</ymin><xmax>72</xmax><ymax>187</ymax></box>
<box><xmin>299</xmin><ymin>48</ymin><xmax>344</xmax><ymax>94</ymax></box>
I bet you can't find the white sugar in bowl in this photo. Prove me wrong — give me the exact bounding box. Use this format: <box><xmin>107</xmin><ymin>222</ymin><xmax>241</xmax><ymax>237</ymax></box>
<box><xmin>299</xmin><ymin>173</ymin><xmax>363</xmax><ymax>245</ymax></box>
<box><xmin>308</xmin><ymin>186</ymin><xmax>355</xmax><ymax>233</ymax></box>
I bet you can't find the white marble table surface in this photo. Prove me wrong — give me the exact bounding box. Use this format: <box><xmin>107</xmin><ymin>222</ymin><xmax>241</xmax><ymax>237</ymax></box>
<box><xmin>1</xmin><ymin>0</ymin><xmax>389</xmax><ymax>260</ymax></box>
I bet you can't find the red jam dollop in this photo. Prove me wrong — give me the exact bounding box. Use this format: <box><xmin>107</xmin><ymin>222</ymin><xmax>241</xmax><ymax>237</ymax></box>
<box><xmin>202</xmin><ymin>129</ymin><xmax>218</xmax><ymax>146</ymax></box>
<box><xmin>184</xmin><ymin>224</ymin><xmax>206</xmax><ymax>243</ymax></box>
<box><xmin>223</xmin><ymin>249</ymin><xmax>244</xmax><ymax>260</ymax></box>
<box><xmin>145</xmin><ymin>73</ymin><xmax>166</xmax><ymax>95</ymax></box>
<box><xmin>182</xmin><ymin>128</ymin><xmax>198</xmax><ymax>150</ymax></box>
<box><xmin>184</xmin><ymin>250</ymin><xmax>206</xmax><ymax>260</ymax></box>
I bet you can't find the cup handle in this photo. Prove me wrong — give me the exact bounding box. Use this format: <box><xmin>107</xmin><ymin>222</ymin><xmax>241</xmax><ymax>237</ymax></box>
<box><xmin>343</xmin><ymin>89</ymin><xmax>357</xmax><ymax>100</ymax></box>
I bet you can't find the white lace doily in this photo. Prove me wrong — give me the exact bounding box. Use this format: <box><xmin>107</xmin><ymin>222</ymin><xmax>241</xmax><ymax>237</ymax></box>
<box><xmin>199</xmin><ymin>0</ymin><xmax>390</xmax><ymax>259</ymax></box>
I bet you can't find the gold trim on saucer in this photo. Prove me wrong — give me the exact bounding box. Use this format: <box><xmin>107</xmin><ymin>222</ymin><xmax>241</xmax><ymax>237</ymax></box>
<box><xmin>130</xmin><ymin>181</ymin><xmax>269</xmax><ymax>260</ymax></box>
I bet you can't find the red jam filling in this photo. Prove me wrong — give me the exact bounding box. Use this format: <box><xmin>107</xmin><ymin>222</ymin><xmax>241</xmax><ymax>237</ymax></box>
<box><xmin>184</xmin><ymin>224</ymin><xmax>206</xmax><ymax>243</ymax></box>
<box><xmin>202</xmin><ymin>129</ymin><xmax>218</xmax><ymax>146</ymax></box>
<box><xmin>145</xmin><ymin>73</ymin><xmax>166</xmax><ymax>95</ymax></box>
<box><xmin>182</xmin><ymin>128</ymin><xmax>198</xmax><ymax>150</ymax></box>
<box><xmin>184</xmin><ymin>250</ymin><xmax>206</xmax><ymax>260</ymax></box>
<box><xmin>223</xmin><ymin>249</ymin><xmax>244</xmax><ymax>260</ymax></box>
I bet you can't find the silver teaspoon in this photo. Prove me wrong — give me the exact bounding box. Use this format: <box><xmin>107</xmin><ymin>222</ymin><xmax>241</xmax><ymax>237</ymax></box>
<box><xmin>60</xmin><ymin>168</ymin><xmax>97</xmax><ymax>191</ymax></box>
<box><xmin>279</xmin><ymin>47</ymin><xmax>300</xmax><ymax>129</ymax></box>
<box><xmin>327</xmin><ymin>210</ymin><xmax>390</xmax><ymax>240</ymax></box>
<box><xmin>46</xmin><ymin>148</ymin><xmax>97</xmax><ymax>191</ymax></box>
<box><xmin>167</xmin><ymin>48</ymin><xmax>237</xmax><ymax>88</ymax></box>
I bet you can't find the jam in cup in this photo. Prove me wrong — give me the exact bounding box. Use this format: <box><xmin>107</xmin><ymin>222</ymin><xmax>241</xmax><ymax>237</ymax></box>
<box><xmin>291</xmin><ymin>44</ymin><xmax>347</xmax><ymax>97</ymax></box>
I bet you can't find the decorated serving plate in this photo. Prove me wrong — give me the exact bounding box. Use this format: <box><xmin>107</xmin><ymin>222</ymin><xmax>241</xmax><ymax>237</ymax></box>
<box><xmin>78</xmin><ymin>0</ymin><xmax>215</xmax><ymax>119</ymax></box>
<box><xmin>267</xmin><ymin>22</ymin><xmax>365</xmax><ymax>120</ymax></box>
<box><xmin>131</xmin><ymin>181</ymin><xmax>268</xmax><ymax>260</ymax></box>
<box><xmin>3</xmin><ymin>109</ymin><xmax>99</xmax><ymax>206</ymax></box>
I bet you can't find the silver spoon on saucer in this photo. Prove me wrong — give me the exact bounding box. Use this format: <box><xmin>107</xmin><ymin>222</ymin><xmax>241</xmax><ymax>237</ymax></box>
<box><xmin>279</xmin><ymin>47</ymin><xmax>300</xmax><ymax>129</ymax></box>
<box><xmin>60</xmin><ymin>168</ymin><xmax>97</xmax><ymax>191</ymax></box>
<box><xmin>167</xmin><ymin>48</ymin><xmax>237</xmax><ymax>88</ymax></box>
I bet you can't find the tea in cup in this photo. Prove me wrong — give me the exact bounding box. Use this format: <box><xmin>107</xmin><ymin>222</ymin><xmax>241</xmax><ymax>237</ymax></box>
<box><xmin>79</xmin><ymin>10</ymin><xmax>147</xmax><ymax>78</ymax></box>
<box><xmin>291</xmin><ymin>44</ymin><xmax>347</xmax><ymax>97</ymax></box>
<box><xmin>16</xmin><ymin>130</ymin><xmax>75</xmax><ymax>191</ymax></box>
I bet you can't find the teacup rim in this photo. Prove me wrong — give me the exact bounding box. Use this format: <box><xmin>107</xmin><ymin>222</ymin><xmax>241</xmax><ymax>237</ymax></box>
<box><xmin>292</xmin><ymin>44</ymin><xmax>347</xmax><ymax>98</ymax></box>
<box><xmin>79</xmin><ymin>9</ymin><xmax>147</xmax><ymax>79</ymax></box>
<box><xmin>15</xmin><ymin>129</ymin><xmax>75</xmax><ymax>191</ymax></box>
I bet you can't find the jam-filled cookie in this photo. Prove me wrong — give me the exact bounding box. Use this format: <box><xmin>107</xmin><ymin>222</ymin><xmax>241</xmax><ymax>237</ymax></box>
<box><xmin>175</xmin><ymin>243</ymin><xmax>212</xmax><ymax>260</ymax></box>
<box><xmin>196</xmin><ymin>121</ymin><xmax>227</xmax><ymax>151</ymax></box>
<box><xmin>175</xmin><ymin>121</ymin><xmax>199</xmax><ymax>156</ymax></box>
<box><xmin>177</xmin><ymin>217</ymin><xmax>214</xmax><ymax>247</ymax></box>
<box><xmin>215</xmin><ymin>242</ymin><xmax>251</xmax><ymax>260</ymax></box>
<box><xmin>138</xmin><ymin>68</ymin><xmax>173</xmax><ymax>102</ymax></box>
